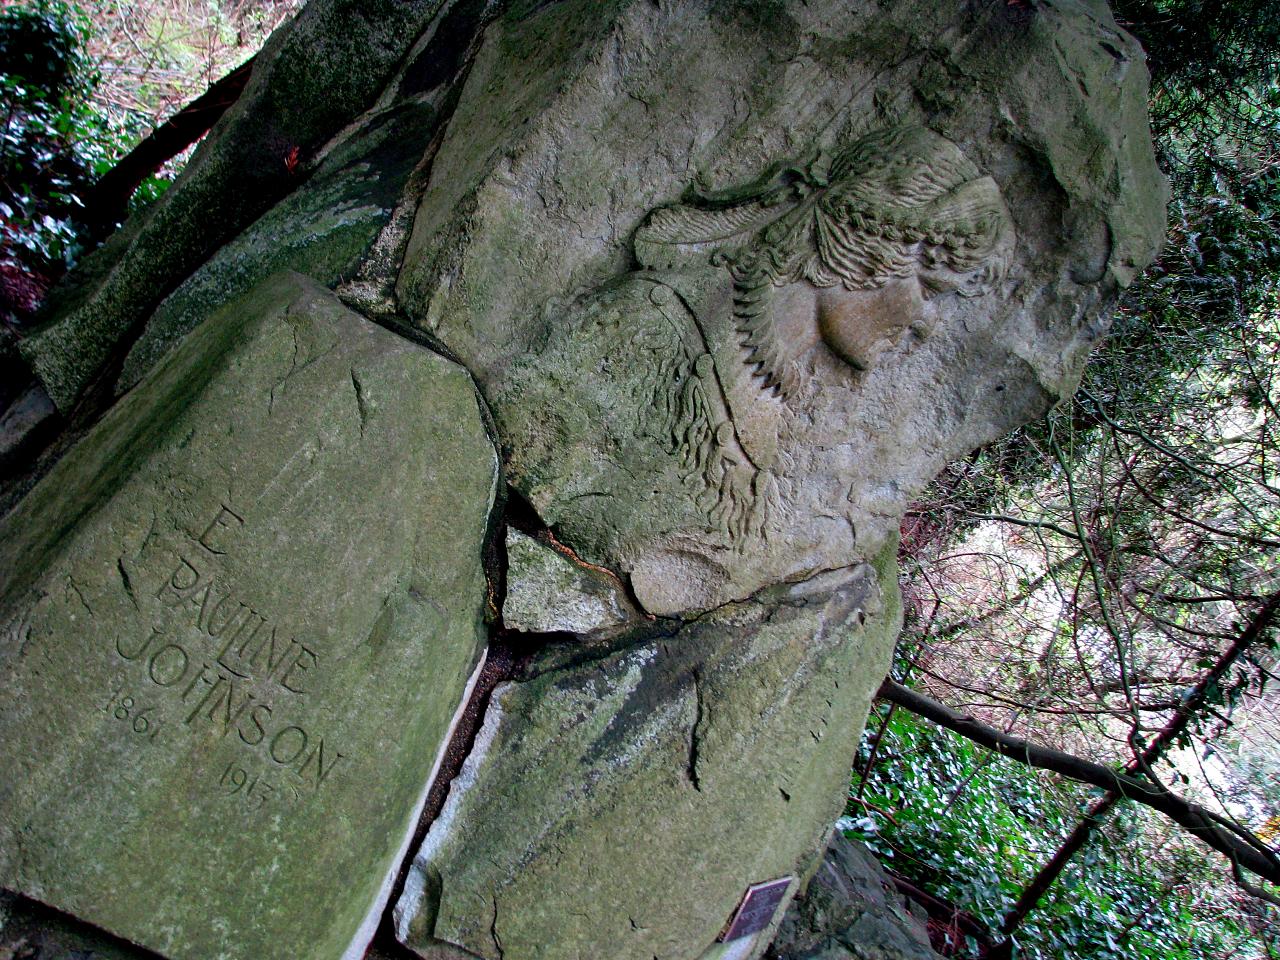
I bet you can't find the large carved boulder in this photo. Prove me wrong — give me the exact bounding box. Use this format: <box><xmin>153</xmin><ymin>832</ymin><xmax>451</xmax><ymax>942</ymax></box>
<box><xmin>387</xmin><ymin>0</ymin><xmax>1166</xmax><ymax>615</ymax></box>
<box><xmin>0</xmin><ymin>1</ymin><xmax>1165</xmax><ymax>959</ymax></box>
<box><xmin>396</xmin><ymin>564</ymin><xmax>898</xmax><ymax>960</ymax></box>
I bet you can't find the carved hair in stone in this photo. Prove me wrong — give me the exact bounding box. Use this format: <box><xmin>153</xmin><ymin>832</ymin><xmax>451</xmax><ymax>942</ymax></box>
<box><xmin>635</xmin><ymin>125</ymin><xmax>1016</xmax><ymax>397</ymax></box>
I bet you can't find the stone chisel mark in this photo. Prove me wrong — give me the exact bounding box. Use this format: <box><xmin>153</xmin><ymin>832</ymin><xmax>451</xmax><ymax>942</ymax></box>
<box><xmin>117</xmin><ymin>557</ymin><xmax>138</xmax><ymax>608</ymax></box>
<box><xmin>350</xmin><ymin>368</ymin><xmax>370</xmax><ymax>437</ymax></box>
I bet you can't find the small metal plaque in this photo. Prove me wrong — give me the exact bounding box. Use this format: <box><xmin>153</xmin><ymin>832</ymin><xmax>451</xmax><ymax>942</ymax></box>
<box><xmin>719</xmin><ymin>876</ymin><xmax>793</xmax><ymax>942</ymax></box>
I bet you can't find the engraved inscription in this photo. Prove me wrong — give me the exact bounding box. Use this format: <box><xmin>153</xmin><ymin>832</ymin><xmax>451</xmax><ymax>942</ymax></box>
<box><xmin>103</xmin><ymin>687</ymin><xmax>163</xmax><ymax>739</ymax></box>
<box><xmin>153</xmin><ymin>557</ymin><xmax>318</xmax><ymax>694</ymax></box>
<box><xmin>196</xmin><ymin>504</ymin><xmax>244</xmax><ymax>553</ymax></box>
<box><xmin>217</xmin><ymin>760</ymin><xmax>277</xmax><ymax>809</ymax></box>
<box><xmin>100</xmin><ymin>505</ymin><xmax>346</xmax><ymax>797</ymax></box>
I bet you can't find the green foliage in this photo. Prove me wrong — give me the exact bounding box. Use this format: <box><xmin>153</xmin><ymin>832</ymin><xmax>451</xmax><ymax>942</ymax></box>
<box><xmin>1113</xmin><ymin>1</ymin><xmax>1280</xmax><ymax>187</ymax></box>
<box><xmin>912</xmin><ymin>2</ymin><xmax>1280</xmax><ymax>536</ymax></box>
<box><xmin>0</xmin><ymin>1</ymin><xmax>163</xmax><ymax>277</ymax></box>
<box><xmin>886</xmin><ymin>2</ymin><xmax>1280</xmax><ymax>934</ymax></box>
<box><xmin>850</xmin><ymin>709</ymin><xmax>1265</xmax><ymax>959</ymax></box>
<box><xmin>0</xmin><ymin>0</ymin><xmax>90</xmax><ymax>94</ymax></box>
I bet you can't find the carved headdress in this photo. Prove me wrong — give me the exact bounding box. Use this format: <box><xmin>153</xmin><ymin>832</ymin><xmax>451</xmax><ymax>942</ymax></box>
<box><xmin>634</xmin><ymin>126</ymin><xmax>1015</xmax><ymax>396</ymax></box>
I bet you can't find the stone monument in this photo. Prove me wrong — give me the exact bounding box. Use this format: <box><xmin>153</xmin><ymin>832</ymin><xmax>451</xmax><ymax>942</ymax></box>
<box><xmin>0</xmin><ymin>1</ymin><xmax>1166</xmax><ymax>958</ymax></box>
<box><xmin>0</xmin><ymin>275</ymin><xmax>497</xmax><ymax>959</ymax></box>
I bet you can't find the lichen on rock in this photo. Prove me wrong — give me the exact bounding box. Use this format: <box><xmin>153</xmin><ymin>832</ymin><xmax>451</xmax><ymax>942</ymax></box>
<box><xmin>0</xmin><ymin>1</ymin><xmax>1169</xmax><ymax>959</ymax></box>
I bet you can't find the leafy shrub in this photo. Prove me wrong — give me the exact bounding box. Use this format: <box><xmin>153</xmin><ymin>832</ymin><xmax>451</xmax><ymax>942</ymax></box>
<box><xmin>4</xmin><ymin>3</ymin><xmax>95</xmax><ymax>268</ymax></box>
<box><xmin>849</xmin><ymin>709</ymin><xmax>1266</xmax><ymax>959</ymax></box>
<box><xmin>0</xmin><ymin>0</ymin><xmax>168</xmax><ymax>317</ymax></box>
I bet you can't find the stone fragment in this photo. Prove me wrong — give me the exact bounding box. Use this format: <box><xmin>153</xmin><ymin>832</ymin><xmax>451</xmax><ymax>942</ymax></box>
<box><xmin>0</xmin><ymin>273</ymin><xmax>498</xmax><ymax>960</ymax></box>
<box><xmin>395</xmin><ymin>562</ymin><xmax>902</xmax><ymax>960</ymax></box>
<box><xmin>502</xmin><ymin>528</ymin><xmax>640</xmax><ymax>635</ymax></box>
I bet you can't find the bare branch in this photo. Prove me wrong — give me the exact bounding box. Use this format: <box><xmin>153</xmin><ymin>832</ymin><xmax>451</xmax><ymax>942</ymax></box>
<box><xmin>878</xmin><ymin>677</ymin><xmax>1280</xmax><ymax>885</ymax></box>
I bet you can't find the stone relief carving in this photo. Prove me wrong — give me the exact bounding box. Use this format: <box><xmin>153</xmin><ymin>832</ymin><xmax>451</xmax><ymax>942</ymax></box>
<box><xmin>636</xmin><ymin>125</ymin><xmax>1015</xmax><ymax>393</ymax></box>
<box><xmin>495</xmin><ymin>125</ymin><xmax>1016</xmax><ymax>609</ymax></box>
<box><xmin>0</xmin><ymin>0</ymin><xmax>1171</xmax><ymax>954</ymax></box>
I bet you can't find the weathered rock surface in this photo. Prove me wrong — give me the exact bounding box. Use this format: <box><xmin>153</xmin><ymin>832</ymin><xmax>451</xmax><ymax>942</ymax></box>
<box><xmin>18</xmin><ymin>0</ymin><xmax>461</xmax><ymax>411</ymax></box>
<box><xmin>395</xmin><ymin>561</ymin><xmax>901</xmax><ymax>960</ymax></box>
<box><xmin>502</xmin><ymin>528</ymin><xmax>641</xmax><ymax>635</ymax></box>
<box><xmin>392</xmin><ymin>0</ymin><xmax>1165</xmax><ymax>615</ymax></box>
<box><xmin>0</xmin><ymin>1</ymin><xmax>1170</xmax><ymax>959</ymax></box>
<box><xmin>115</xmin><ymin>97</ymin><xmax>442</xmax><ymax>393</ymax></box>
<box><xmin>0</xmin><ymin>273</ymin><xmax>498</xmax><ymax>960</ymax></box>
<box><xmin>767</xmin><ymin>836</ymin><xmax>942</xmax><ymax>960</ymax></box>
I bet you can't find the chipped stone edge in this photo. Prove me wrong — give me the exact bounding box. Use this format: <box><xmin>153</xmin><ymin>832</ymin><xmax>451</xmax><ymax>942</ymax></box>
<box><xmin>393</xmin><ymin>678</ymin><xmax>511</xmax><ymax>947</ymax></box>
<box><xmin>343</xmin><ymin>648</ymin><xmax>489</xmax><ymax>960</ymax></box>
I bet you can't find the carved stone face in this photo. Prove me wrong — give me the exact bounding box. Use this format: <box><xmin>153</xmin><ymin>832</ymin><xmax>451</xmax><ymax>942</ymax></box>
<box><xmin>814</xmin><ymin>267</ymin><xmax>966</xmax><ymax>371</ymax></box>
<box><xmin>815</xmin><ymin>276</ymin><xmax>925</xmax><ymax>371</ymax></box>
<box><xmin>497</xmin><ymin>127</ymin><xmax>1021</xmax><ymax>613</ymax></box>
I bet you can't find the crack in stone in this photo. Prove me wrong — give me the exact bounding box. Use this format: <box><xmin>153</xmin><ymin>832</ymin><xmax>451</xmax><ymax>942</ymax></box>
<box><xmin>267</xmin><ymin>313</ymin><xmax>337</xmax><ymax>415</ymax></box>
<box><xmin>489</xmin><ymin>894</ymin><xmax>504</xmax><ymax>960</ymax></box>
<box><xmin>63</xmin><ymin>575</ymin><xmax>93</xmax><ymax>618</ymax></box>
<box><xmin>687</xmin><ymin>667</ymin><xmax>704</xmax><ymax>792</ymax></box>
<box><xmin>503</xmin><ymin>559</ymin><xmax>878</xmax><ymax>683</ymax></box>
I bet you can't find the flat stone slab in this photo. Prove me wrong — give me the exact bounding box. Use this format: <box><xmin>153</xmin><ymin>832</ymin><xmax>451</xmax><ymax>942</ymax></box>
<box><xmin>395</xmin><ymin>564</ymin><xmax>900</xmax><ymax>960</ymax></box>
<box><xmin>0</xmin><ymin>273</ymin><xmax>498</xmax><ymax>960</ymax></box>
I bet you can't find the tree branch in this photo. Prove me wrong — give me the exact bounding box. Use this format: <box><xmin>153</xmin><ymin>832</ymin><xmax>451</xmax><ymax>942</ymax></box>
<box><xmin>81</xmin><ymin>57</ymin><xmax>256</xmax><ymax>238</ymax></box>
<box><xmin>877</xmin><ymin>677</ymin><xmax>1280</xmax><ymax>885</ymax></box>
